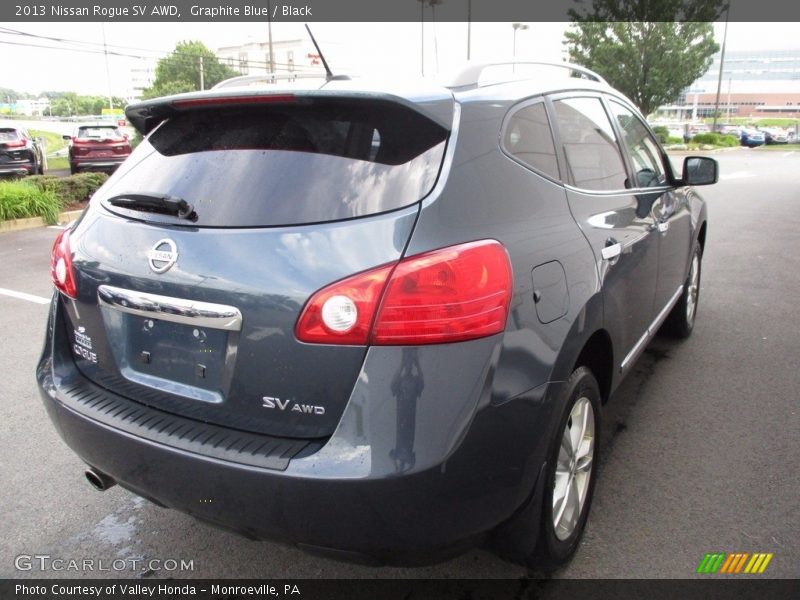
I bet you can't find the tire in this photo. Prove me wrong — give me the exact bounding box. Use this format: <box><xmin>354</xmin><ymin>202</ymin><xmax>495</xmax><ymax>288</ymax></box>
<box><xmin>492</xmin><ymin>366</ymin><xmax>602</xmax><ymax>572</ymax></box>
<box><xmin>662</xmin><ymin>243</ymin><xmax>702</xmax><ymax>338</ymax></box>
<box><xmin>70</xmin><ymin>164</ymin><xmax>79</xmax><ymax>175</ymax></box>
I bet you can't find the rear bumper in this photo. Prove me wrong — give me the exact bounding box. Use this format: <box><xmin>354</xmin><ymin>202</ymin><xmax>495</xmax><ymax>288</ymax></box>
<box><xmin>71</xmin><ymin>157</ymin><xmax>127</xmax><ymax>170</ymax></box>
<box><xmin>0</xmin><ymin>161</ymin><xmax>34</xmax><ymax>175</ymax></box>
<box><xmin>36</xmin><ymin>296</ymin><xmax>556</xmax><ymax>565</ymax></box>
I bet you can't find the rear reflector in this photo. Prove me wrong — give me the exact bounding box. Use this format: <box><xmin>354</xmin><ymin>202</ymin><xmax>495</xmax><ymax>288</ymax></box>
<box><xmin>296</xmin><ymin>240</ymin><xmax>512</xmax><ymax>346</ymax></box>
<box><xmin>50</xmin><ymin>229</ymin><xmax>77</xmax><ymax>299</ymax></box>
<box><xmin>173</xmin><ymin>94</ymin><xmax>296</xmax><ymax>108</ymax></box>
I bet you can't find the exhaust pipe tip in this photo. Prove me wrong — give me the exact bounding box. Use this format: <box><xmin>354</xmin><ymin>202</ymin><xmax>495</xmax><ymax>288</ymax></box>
<box><xmin>85</xmin><ymin>467</ymin><xmax>116</xmax><ymax>491</ymax></box>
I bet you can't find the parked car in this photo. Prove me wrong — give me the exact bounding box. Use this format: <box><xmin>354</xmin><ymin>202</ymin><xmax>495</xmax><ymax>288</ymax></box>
<box><xmin>763</xmin><ymin>129</ymin><xmax>788</xmax><ymax>144</ymax></box>
<box><xmin>741</xmin><ymin>130</ymin><xmax>766</xmax><ymax>147</ymax></box>
<box><xmin>63</xmin><ymin>123</ymin><xmax>132</xmax><ymax>174</ymax></box>
<box><xmin>38</xmin><ymin>61</ymin><xmax>715</xmax><ymax>569</ymax></box>
<box><xmin>0</xmin><ymin>126</ymin><xmax>45</xmax><ymax>176</ymax></box>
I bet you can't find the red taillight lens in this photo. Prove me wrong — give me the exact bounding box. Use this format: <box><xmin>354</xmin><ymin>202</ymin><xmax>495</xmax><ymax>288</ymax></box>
<box><xmin>295</xmin><ymin>240</ymin><xmax>512</xmax><ymax>346</ymax></box>
<box><xmin>50</xmin><ymin>229</ymin><xmax>77</xmax><ymax>298</ymax></box>
<box><xmin>3</xmin><ymin>139</ymin><xmax>26</xmax><ymax>148</ymax></box>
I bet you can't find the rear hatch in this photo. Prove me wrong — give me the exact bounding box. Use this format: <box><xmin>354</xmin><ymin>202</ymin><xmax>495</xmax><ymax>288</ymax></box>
<box><xmin>0</xmin><ymin>128</ymin><xmax>31</xmax><ymax>166</ymax></box>
<box><xmin>72</xmin><ymin>124</ymin><xmax>130</xmax><ymax>160</ymax></box>
<box><xmin>60</xmin><ymin>91</ymin><xmax>452</xmax><ymax>439</ymax></box>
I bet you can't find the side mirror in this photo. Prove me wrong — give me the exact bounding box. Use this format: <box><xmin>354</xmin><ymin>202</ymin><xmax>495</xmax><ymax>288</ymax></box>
<box><xmin>682</xmin><ymin>156</ymin><xmax>718</xmax><ymax>186</ymax></box>
<box><xmin>62</xmin><ymin>134</ymin><xmax>71</xmax><ymax>141</ymax></box>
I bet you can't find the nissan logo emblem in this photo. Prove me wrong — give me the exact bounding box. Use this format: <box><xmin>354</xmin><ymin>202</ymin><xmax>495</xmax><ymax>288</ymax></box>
<box><xmin>147</xmin><ymin>239</ymin><xmax>178</xmax><ymax>274</ymax></box>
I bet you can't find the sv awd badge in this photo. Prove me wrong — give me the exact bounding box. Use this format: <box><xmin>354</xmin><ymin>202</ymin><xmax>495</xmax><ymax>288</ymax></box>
<box><xmin>262</xmin><ymin>396</ymin><xmax>325</xmax><ymax>416</ymax></box>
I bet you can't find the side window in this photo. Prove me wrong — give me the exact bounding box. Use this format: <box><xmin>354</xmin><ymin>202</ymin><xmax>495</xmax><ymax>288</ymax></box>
<box><xmin>503</xmin><ymin>101</ymin><xmax>560</xmax><ymax>181</ymax></box>
<box><xmin>552</xmin><ymin>97</ymin><xmax>627</xmax><ymax>192</ymax></box>
<box><xmin>609</xmin><ymin>101</ymin><xmax>666</xmax><ymax>188</ymax></box>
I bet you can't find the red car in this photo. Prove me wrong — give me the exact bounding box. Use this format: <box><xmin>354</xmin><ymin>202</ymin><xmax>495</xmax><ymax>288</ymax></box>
<box><xmin>64</xmin><ymin>123</ymin><xmax>131</xmax><ymax>174</ymax></box>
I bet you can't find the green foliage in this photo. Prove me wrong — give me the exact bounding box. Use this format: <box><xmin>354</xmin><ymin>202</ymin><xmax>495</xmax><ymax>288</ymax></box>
<box><xmin>25</xmin><ymin>172</ymin><xmax>109</xmax><ymax>208</ymax></box>
<box><xmin>652</xmin><ymin>125</ymin><xmax>670</xmax><ymax>144</ymax></box>
<box><xmin>564</xmin><ymin>1</ymin><xmax>723</xmax><ymax>116</ymax></box>
<box><xmin>666</xmin><ymin>136</ymin><xmax>684</xmax><ymax>145</ymax></box>
<box><xmin>691</xmin><ymin>132</ymin><xmax>738</xmax><ymax>147</ymax></box>
<box><xmin>143</xmin><ymin>41</ymin><xmax>239</xmax><ymax>99</ymax></box>
<box><xmin>46</xmin><ymin>92</ymin><xmax>127</xmax><ymax>117</ymax></box>
<box><xmin>0</xmin><ymin>180</ymin><xmax>61</xmax><ymax>224</ymax></box>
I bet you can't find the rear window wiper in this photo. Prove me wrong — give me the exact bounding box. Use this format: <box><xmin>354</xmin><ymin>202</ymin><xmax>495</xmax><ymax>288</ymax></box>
<box><xmin>107</xmin><ymin>193</ymin><xmax>197</xmax><ymax>221</ymax></box>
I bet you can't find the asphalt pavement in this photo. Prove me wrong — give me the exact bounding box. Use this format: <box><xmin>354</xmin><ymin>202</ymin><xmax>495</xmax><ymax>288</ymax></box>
<box><xmin>1</xmin><ymin>148</ymin><xmax>797</xmax><ymax>580</ymax></box>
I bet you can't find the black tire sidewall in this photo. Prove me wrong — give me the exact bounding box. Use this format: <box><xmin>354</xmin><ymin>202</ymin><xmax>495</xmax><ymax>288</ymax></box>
<box><xmin>537</xmin><ymin>366</ymin><xmax>602</xmax><ymax>566</ymax></box>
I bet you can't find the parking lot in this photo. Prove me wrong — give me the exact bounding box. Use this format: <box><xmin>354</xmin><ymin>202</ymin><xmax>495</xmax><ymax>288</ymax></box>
<box><xmin>1</xmin><ymin>148</ymin><xmax>798</xmax><ymax>579</ymax></box>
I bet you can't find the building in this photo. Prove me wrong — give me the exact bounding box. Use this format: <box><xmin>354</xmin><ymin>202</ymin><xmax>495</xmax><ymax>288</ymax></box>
<box><xmin>14</xmin><ymin>97</ymin><xmax>51</xmax><ymax>117</ymax></box>
<box><xmin>216</xmin><ymin>39</ymin><xmax>326</xmax><ymax>80</ymax></box>
<box><xmin>655</xmin><ymin>49</ymin><xmax>800</xmax><ymax>121</ymax></box>
<box><xmin>128</xmin><ymin>60</ymin><xmax>156</xmax><ymax>102</ymax></box>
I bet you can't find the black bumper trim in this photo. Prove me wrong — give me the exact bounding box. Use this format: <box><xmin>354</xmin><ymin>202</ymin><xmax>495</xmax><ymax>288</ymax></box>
<box><xmin>53</xmin><ymin>375</ymin><xmax>314</xmax><ymax>470</ymax></box>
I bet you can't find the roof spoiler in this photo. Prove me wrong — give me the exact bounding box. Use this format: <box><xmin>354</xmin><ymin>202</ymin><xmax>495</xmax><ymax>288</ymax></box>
<box><xmin>125</xmin><ymin>89</ymin><xmax>455</xmax><ymax>136</ymax></box>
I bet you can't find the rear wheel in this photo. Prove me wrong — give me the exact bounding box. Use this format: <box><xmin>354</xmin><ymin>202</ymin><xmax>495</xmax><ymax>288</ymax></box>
<box><xmin>492</xmin><ymin>366</ymin><xmax>601</xmax><ymax>571</ymax></box>
<box><xmin>663</xmin><ymin>243</ymin><xmax>702</xmax><ymax>338</ymax></box>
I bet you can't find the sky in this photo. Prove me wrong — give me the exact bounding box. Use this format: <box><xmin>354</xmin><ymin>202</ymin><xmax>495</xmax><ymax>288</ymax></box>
<box><xmin>1</xmin><ymin>21</ymin><xmax>798</xmax><ymax>98</ymax></box>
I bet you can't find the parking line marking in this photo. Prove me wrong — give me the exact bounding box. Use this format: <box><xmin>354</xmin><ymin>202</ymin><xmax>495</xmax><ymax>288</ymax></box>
<box><xmin>0</xmin><ymin>287</ymin><xmax>51</xmax><ymax>305</ymax></box>
<box><xmin>782</xmin><ymin>151</ymin><xmax>794</xmax><ymax>157</ymax></box>
<box><xmin>722</xmin><ymin>171</ymin><xmax>755</xmax><ymax>180</ymax></box>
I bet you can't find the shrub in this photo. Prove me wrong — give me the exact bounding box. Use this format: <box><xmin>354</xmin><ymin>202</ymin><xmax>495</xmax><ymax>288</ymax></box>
<box><xmin>26</xmin><ymin>172</ymin><xmax>109</xmax><ymax>207</ymax></box>
<box><xmin>0</xmin><ymin>180</ymin><xmax>61</xmax><ymax>224</ymax></box>
<box><xmin>666</xmin><ymin>136</ymin><xmax>684</xmax><ymax>145</ymax></box>
<box><xmin>652</xmin><ymin>125</ymin><xmax>670</xmax><ymax>144</ymax></box>
<box><xmin>691</xmin><ymin>133</ymin><xmax>719</xmax><ymax>145</ymax></box>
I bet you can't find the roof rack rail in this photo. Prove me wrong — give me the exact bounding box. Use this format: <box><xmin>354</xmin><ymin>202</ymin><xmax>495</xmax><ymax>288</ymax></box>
<box><xmin>212</xmin><ymin>72</ymin><xmax>329</xmax><ymax>90</ymax></box>
<box><xmin>445</xmin><ymin>61</ymin><xmax>608</xmax><ymax>89</ymax></box>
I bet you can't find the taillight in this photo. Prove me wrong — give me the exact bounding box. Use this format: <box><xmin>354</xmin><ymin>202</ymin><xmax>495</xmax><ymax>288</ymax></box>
<box><xmin>50</xmin><ymin>229</ymin><xmax>77</xmax><ymax>298</ymax></box>
<box><xmin>295</xmin><ymin>240</ymin><xmax>512</xmax><ymax>346</ymax></box>
<box><xmin>3</xmin><ymin>139</ymin><xmax>26</xmax><ymax>148</ymax></box>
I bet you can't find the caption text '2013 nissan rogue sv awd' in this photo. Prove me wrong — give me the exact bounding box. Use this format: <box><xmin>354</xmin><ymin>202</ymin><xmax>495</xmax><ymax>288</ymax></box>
<box><xmin>37</xmin><ymin>62</ymin><xmax>716</xmax><ymax>569</ymax></box>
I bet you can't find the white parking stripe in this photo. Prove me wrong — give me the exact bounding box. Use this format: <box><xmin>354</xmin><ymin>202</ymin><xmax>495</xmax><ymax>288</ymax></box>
<box><xmin>721</xmin><ymin>171</ymin><xmax>756</xmax><ymax>180</ymax></box>
<box><xmin>782</xmin><ymin>151</ymin><xmax>795</xmax><ymax>157</ymax></box>
<box><xmin>0</xmin><ymin>287</ymin><xmax>51</xmax><ymax>305</ymax></box>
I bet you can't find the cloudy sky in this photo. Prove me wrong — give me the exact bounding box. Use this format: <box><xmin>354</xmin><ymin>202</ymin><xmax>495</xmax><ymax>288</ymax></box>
<box><xmin>1</xmin><ymin>21</ymin><xmax>798</xmax><ymax>97</ymax></box>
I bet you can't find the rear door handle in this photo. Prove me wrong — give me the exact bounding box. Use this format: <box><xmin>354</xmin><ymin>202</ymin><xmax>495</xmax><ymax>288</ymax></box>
<box><xmin>601</xmin><ymin>240</ymin><xmax>622</xmax><ymax>261</ymax></box>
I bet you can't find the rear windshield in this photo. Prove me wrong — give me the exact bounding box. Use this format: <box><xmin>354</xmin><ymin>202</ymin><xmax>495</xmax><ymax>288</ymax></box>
<box><xmin>77</xmin><ymin>126</ymin><xmax>123</xmax><ymax>139</ymax></box>
<box><xmin>98</xmin><ymin>100</ymin><xmax>449</xmax><ymax>227</ymax></box>
<box><xmin>0</xmin><ymin>129</ymin><xmax>20</xmax><ymax>142</ymax></box>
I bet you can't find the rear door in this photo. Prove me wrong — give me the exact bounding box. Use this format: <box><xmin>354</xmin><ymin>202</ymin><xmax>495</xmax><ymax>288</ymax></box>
<box><xmin>548</xmin><ymin>94</ymin><xmax>659</xmax><ymax>371</ymax></box>
<box><xmin>62</xmin><ymin>95</ymin><xmax>451</xmax><ymax>439</ymax></box>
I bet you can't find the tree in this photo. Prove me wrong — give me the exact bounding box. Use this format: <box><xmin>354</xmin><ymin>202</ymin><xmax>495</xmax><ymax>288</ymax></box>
<box><xmin>564</xmin><ymin>0</ymin><xmax>724</xmax><ymax>117</ymax></box>
<box><xmin>143</xmin><ymin>41</ymin><xmax>238</xmax><ymax>99</ymax></box>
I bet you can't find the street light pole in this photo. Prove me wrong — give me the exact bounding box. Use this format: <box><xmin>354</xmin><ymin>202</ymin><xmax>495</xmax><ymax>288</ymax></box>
<box><xmin>512</xmin><ymin>23</ymin><xmax>529</xmax><ymax>71</ymax></box>
<box><xmin>712</xmin><ymin>4</ymin><xmax>730</xmax><ymax>132</ymax></box>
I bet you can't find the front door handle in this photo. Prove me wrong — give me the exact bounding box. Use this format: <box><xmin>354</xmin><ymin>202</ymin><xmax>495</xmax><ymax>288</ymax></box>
<box><xmin>601</xmin><ymin>239</ymin><xmax>622</xmax><ymax>261</ymax></box>
<box><xmin>658</xmin><ymin>221</ymin><xmax>669</xmax><ymax>233</ymax></box>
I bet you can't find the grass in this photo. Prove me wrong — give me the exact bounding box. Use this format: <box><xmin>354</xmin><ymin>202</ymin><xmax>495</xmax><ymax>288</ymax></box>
<box><xmin>0</xmin><ymin>180</ymin><xmax>61</xmax><ymax>224</ymax></box>
<box><xmin>29</xmin><ymin>129</ymin><xmax>70</xmax><ymax>171</ymax></box>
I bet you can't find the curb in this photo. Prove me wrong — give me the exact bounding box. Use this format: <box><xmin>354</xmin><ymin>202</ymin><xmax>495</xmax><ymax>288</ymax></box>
<box><xmin>0</xmin><ymin>208</ymin><xmax>84</xmax><ymax>233</ymax></box>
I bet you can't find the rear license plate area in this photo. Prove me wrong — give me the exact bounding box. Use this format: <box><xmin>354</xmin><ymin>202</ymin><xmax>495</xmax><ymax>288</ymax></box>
<box><xmin>124</xmin><ymin>315</ymin><xmax>227</xmax><ymax>398</ymax></box>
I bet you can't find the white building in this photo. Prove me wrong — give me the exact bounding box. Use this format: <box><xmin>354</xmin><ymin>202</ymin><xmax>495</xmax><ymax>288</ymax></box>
<box><xmin>16</xmin><ymin>98</ymin><xmax>51</xmax><ymax>117</ymax></box>
<box><xmin>217</xmin><ymin>39</ymin><xmax>326</xmax><ymax>79</ymax></box>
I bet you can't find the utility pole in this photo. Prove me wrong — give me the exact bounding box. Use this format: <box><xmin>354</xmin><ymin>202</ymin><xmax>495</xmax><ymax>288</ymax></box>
<box><xmin>418</xmin><ymin>0</ymin><xmax>425</xmax><ymax>76</ymax></box>
<box><xmin>267</xmin><ymin>0</ymin><xmax>275</xmax><ymax>76</ymax></box>
<box><xmin>199</xmin><ymin>55</ymin><xmax>205</xmax><ymax>90</ymax></box>
<box><xmin>101</xmin><ymin>23</ymin><xmax>114</xmax><ymax>111</ymax></box>
<box><xmin>712</xmin><ymin>3</ymin><xmax>730</xmax><ymax>132</ymax></box>
<box><xmin>466</xmin><ymin>0</ymin><xmax>471</xmax><ymax>60</ymax></box>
